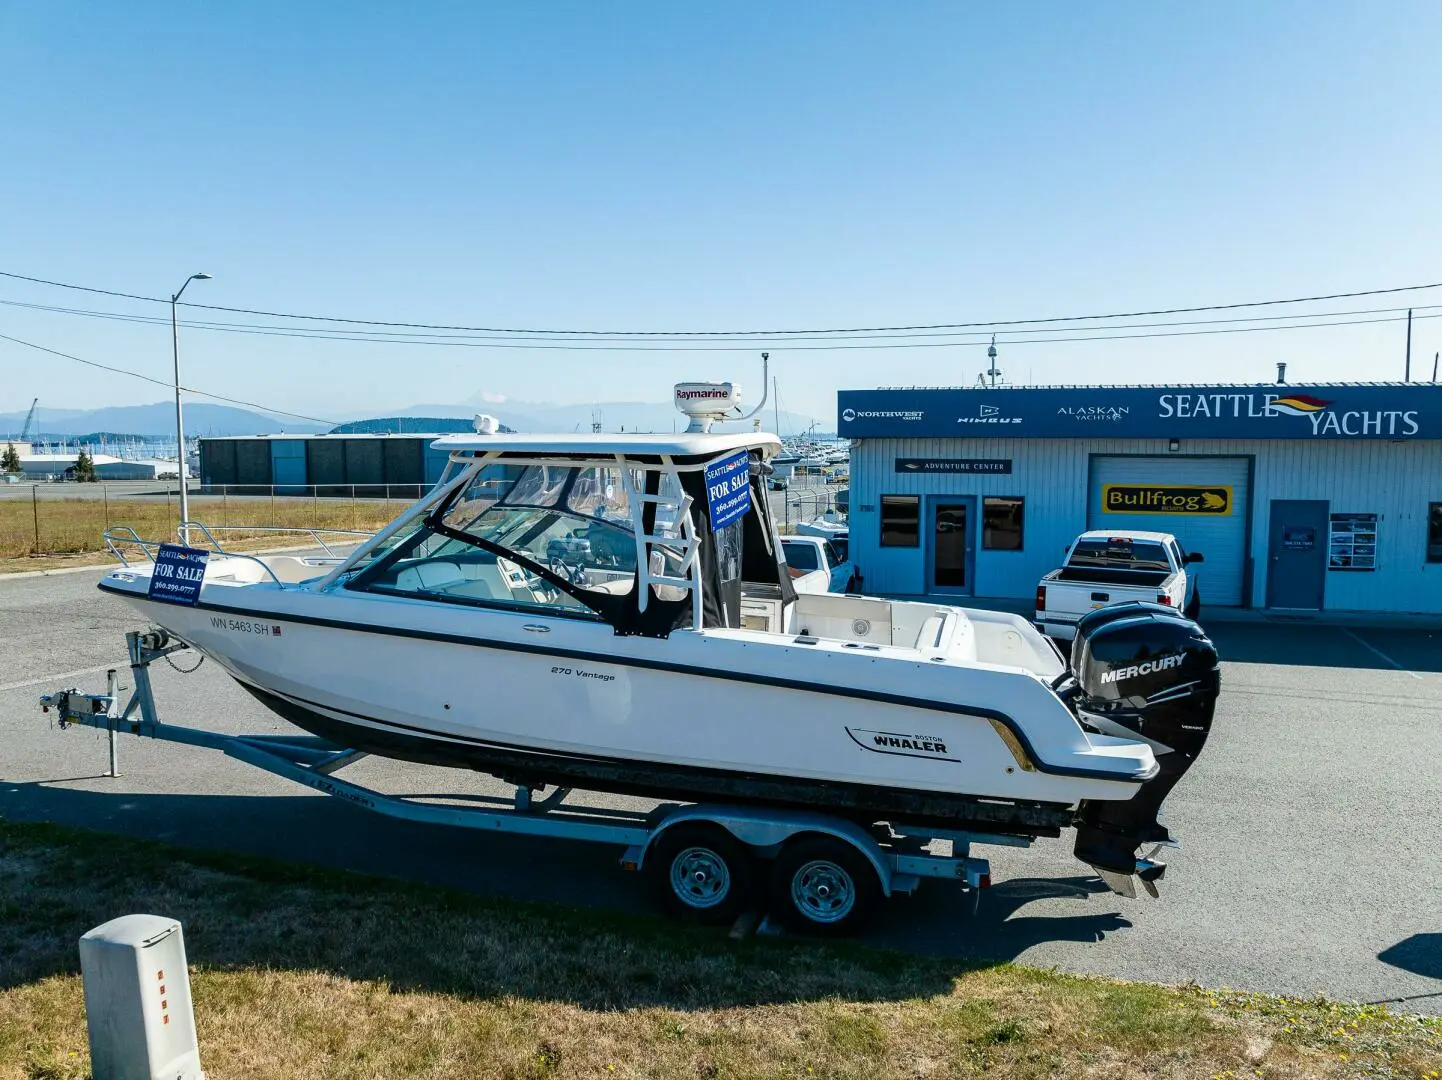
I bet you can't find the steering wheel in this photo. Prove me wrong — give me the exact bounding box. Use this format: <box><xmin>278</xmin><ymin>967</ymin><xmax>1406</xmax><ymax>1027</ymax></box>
<box><xmin>547</xmin><ymin>555</ymin><xmax>589</xmax><ymax>587</ymax></box>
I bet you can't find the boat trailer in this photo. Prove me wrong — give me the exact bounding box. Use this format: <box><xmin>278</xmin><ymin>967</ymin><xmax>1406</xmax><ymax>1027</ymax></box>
<box><xmin>39</xmin><ymin>630</ymin><xmax>1022</xmax><ymax>936</ymax></box>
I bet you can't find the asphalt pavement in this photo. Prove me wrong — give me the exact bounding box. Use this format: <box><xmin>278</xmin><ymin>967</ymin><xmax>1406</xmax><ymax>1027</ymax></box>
<box><xmin>2</xmin><ymin>566</ymin><xmax>1439</xmax><ymax>1013</ymax></box>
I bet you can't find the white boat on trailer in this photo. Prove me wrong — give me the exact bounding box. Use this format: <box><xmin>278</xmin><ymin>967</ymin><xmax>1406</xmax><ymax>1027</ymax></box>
<box><xmin>85</xmin><ymin>376</ymin><xmax>1220</xmax><ymax>927</ymax></box>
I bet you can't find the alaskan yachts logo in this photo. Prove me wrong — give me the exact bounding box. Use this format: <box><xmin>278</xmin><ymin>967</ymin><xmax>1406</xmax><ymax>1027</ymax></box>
<box><xmin>1267</xmin><ymin>394</ymin><xmax>1333</xmax><ymax>416</ymax></box>
<box><xmin>1057</xmin><ymin>405</ymin><xmax>1130</xmax><ymax>421</ymax></box>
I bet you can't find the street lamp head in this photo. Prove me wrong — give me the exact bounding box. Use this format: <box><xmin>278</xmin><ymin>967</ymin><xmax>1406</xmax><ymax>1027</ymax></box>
<box><xmin>192</xmin><ymin>273</ymin><xmax>213</xmax><ymax>281</ymax></box>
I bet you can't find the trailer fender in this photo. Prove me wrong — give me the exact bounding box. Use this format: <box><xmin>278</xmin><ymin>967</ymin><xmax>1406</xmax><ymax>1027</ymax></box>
<box><xmin>639</xmin><ymin>804</ymin><xmax>897</xmax><ymax>896</ymax></box>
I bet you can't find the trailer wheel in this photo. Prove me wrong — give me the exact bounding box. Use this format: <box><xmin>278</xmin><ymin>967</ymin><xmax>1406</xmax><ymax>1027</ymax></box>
<box><xmin>650</xmin><ymin>823</ymin><xmax>754</xmax><ymax>925</ymax></box>
<box><xmin>769</xmin><ymin>835</ymin><xmax>881</xmax><ymax>937</ymax></box>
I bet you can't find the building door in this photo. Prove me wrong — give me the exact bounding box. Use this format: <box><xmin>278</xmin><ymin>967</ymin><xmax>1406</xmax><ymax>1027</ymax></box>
<box><xmin>1266</xmin><ymin>500</ymin><xmax>1328</xmax><ymax>610</ymax></box>
<box><xmin>1088</xmin><ymin>455</ymin><xmax>1251</xmax><ymax>606</ymax></box>
<box><xmin>928</xmin><ymin>497</ymin><xmax>974</xmax><ymax>594</ymax></box>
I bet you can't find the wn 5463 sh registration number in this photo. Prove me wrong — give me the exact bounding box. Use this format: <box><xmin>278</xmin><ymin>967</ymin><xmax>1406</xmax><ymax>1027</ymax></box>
<box><xmin>210</xmin><ymin>616</ymin><xmax>282</xmax><ymax>637</ymax></box>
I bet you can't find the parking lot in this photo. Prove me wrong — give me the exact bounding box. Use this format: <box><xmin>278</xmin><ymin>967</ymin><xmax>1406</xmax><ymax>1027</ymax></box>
<box><xmin>1</xmin><ymin>565</ymin><xmax>1439</xmax><ymax>1014</ymax></box>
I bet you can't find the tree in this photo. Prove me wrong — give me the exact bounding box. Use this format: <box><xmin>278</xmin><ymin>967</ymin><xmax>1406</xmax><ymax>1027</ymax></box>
<box><xmin>74</xmin><ymin>447</ymin><xmax>97</xmax><ymax>483</ymax></box>
<box><xmin>1</xmin><ymin>442</ymin><xmax>19</xmax><ymax>474</ymax></box>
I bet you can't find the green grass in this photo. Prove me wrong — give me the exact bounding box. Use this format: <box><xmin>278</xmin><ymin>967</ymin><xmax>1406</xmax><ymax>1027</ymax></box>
<box><xmin>0</xmin><ymin>494</ymin><xmax>401</xmax><ymax>564</ymax></box>
<box><xmin>0</xmin><ymin>819</ymin><xmax>1437</xmax><ymax>1079</ymax></box>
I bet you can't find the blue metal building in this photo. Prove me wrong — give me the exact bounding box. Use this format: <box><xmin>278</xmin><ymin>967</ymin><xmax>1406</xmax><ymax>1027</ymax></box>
<box><xmin>838</xmin><ymin>382</ymin><xmax>1442</xmax><ymax>613</ymax></box>
<box><xmin>198</xmin><ymin>434</ymin><xmax>458</xmax><ymax>496</ymax></box>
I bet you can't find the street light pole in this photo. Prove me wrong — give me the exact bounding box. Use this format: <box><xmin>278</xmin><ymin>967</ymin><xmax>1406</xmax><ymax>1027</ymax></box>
<box><xmin>171</xmin><ymin>272</ymin><xmax>211</xmax><ymax>545</ymax></box>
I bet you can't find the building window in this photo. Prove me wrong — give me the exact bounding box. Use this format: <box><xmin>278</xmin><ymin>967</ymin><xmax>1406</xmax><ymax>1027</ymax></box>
<box><xmin>1429</xmin><ymin>503</ymin><xmax>1442</xmax><ymax>563</ymax></box>
<box><xmin>982</xmin><ymin>496</ymin><xmax>1025</xmax><ymax>550</ymax></box>
<box><xmin>880</xmin><ymin>495</ymin><xmax>920</xmax><ymax>547</ymax></box>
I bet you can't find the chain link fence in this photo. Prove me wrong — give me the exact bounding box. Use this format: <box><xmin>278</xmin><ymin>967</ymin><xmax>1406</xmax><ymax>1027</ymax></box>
<box><xmin>2</xmin><ymin>474</ymin><xmax>852</xmax><ymax>560</ymax></box>
<box><xmin>0</xmin><ymin>481</ymin><xmax>413</xmax><ymax>559</ymax></box>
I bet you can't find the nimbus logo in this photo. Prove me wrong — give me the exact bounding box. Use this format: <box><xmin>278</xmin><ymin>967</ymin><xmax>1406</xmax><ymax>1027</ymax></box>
<box><xmin>1100</xmin><ymin>654</ymin><xmax>1185</xmax><ymax>684</ymax></box>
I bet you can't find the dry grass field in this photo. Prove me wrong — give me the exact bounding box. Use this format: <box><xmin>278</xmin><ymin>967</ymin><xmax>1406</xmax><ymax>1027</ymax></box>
<box><xmin>0</xmin><ymin>493</ymin><xmax>404</xmax><ymax>568</ymax></box>
<box><xmin>1</xmin><ymin>821</ymin><xmax>1436</xmax><ymax>1080</ymax></box>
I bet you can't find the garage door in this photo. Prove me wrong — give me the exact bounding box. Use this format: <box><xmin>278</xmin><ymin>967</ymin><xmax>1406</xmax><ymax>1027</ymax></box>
<box><xmin>1087</xmin><ymin>456</ymin><xmax>1250</xmax><ymax>606</ymax></box>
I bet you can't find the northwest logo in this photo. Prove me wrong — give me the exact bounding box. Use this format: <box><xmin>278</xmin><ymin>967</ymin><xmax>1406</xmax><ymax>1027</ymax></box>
<box><xmin>1100</xmin><ymin>653</ymin><xmax>1186</xmax><ymax>685</ymax></box>
<box><xmin>842</xmin><ymin>408</ymin><xmax>923</xmax><ymax>422</ymax></box>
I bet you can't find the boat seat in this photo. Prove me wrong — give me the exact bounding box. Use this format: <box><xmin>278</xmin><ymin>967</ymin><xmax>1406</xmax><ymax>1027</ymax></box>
<box><xmin>394</xmin><ymin>561</ymin><xmax>466</xmax><ymax>593</ymax></box>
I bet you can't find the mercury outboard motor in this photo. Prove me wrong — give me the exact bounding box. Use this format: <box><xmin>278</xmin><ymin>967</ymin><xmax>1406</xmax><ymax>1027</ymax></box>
<box><xmin>1069</xmin><ymin>602</ymin><xmax>1219</xmax><ymax>878</ymax></box>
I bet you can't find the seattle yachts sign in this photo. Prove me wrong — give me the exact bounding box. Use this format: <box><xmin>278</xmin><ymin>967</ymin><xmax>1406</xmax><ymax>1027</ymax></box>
<box><xmin>837</xmin><ymin>384</ymin><xmax>1441</xmax><ymax>440</ymax></box>
<box><xmin>1158</xmin><ymin>392</ymin><xmax>1420</xmax><ymax>437</ymax></box>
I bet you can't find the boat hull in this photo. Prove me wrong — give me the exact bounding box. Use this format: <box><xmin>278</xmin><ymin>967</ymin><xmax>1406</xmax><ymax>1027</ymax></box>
<box><xmin>240</xmin><ymin>682</ymin><xmax>1072</xmax><ymax>835</ymax></box>
<box><xmin>99</xmin><ymin>570</ymin><xmax>1152</xmax><ymax>839</ymax></box>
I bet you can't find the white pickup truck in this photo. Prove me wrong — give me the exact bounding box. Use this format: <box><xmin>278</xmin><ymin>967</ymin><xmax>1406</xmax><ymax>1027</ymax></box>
<box><xmin>1035</xmin><ymin>530</ymin><xmax>1204</xmax><ymax>640</ymax></box>
<box><xmin>780</xmin><ymin>534</ymin><xmax>856</xmax><ymax>594</ymax></box>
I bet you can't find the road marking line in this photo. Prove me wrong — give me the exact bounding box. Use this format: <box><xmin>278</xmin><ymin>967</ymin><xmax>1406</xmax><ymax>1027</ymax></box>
<box><xmin>1341</xmin><ymin>629</ymin><xmax>1423</xmax><ymax>680</ymax></box>
<box><xmin>0</xmin><ymin>662</ymin><xmax>127</xmax><ymax>693</ymax></box>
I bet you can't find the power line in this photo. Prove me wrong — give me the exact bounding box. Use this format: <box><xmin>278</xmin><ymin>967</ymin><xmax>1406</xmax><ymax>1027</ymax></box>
<box><xmin>0</xmin><ymin>270</ymin><xmax>160</xmax><ymax>304</ymax></box>
<box><xmin>0</xmin><ymin>332</ymin><xmax>341</xmax><ymax>426</ymax></box>
<box><xmin>1</xmin><ymin>293</ymin><xmax>1438</xmax><ymax>352</ymax></box>
<box><xmin>3</xmin><ymin>266</ymin><xmax>1441</xmax><ymax>338</ymax></box>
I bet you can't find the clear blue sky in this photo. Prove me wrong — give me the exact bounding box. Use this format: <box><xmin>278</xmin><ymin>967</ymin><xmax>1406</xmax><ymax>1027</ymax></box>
<box><xmin>2</xmin><ymin>0</ymin><xmax>1440</xmax><ymax>427</ymax></box>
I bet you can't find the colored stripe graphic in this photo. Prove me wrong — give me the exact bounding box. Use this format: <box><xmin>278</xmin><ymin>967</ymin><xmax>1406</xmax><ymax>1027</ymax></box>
<box><xmin>1269</xmin><ymin>395</ymin><xmax>1333</xmax><ymax>416</ymax></box>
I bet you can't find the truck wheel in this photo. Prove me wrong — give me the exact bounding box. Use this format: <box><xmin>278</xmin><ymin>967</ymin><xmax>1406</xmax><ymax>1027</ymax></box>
<box><xmin>1184</xmin><ymin>589</ymin><xmax>1201</xmax><ymax>621</ymax></box>
<box><xmin>650</xmin><ymin>823</ymin><xmax>754</xmax><ymax>925</ymax></box>
<box><xmin>769</xmin><ymin>835</ymin><xmax>881</xmax><ymax>937</ymax></box>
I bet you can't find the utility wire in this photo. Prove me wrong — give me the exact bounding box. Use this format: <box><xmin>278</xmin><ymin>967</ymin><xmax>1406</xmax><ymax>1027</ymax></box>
<box><xmin>3</xmin><ymin>267</ymin><xmax>1440</xmax><ymax>338</ymax></box>
<box><xmin>1</xmin><ymin>294</ymin><xmax>1438</xmax><ymax>351</ymax></box>
<box><xmin>0</xmin><ymin>332</ymin><xmax>342</xmax><ymax>426</ymax></box>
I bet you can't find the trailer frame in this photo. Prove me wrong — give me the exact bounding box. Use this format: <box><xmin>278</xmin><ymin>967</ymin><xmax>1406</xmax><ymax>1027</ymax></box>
<box><xmin>39</xmin><ymin>630</ymin><xmax>1023</xmax><ymax>933</ymax></box>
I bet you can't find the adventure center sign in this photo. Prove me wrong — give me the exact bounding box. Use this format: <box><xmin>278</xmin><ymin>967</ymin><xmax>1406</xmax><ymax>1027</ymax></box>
<box><xmin>837</xmin><ymin>384</ymin><xmax>1442</xmax><ymax>440</ymax></box>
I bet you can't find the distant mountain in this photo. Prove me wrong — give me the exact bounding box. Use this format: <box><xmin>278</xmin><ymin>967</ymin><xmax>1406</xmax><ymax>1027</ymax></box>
<box><xmin>0</xmin><ymin>402</ymin><xmax>327</xmax><ymax>439</ymax></box>
<box><xmin>3</xmin><ymin>397</ymin><xmax>827</xmax><ymax>442</ymax></box>
<box><xmin>393</xmin><ymin>399</ymin><xmax>825</xmax><ymax>435</ymax></box>
<box><xmin>329</xmin><ymin>416</ymin><xmax>516</xmax><ymax>435</ymax></box>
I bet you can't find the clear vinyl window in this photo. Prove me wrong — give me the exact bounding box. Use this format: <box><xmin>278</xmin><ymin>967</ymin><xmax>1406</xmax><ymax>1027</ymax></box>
<box><xmin>349</xmin><ymin>463</ymin><xmax>689</xmax><ymax>619</ymax></box>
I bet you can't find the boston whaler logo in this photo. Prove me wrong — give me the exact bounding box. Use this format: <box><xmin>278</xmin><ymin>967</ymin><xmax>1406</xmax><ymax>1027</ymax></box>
<box><xmin>1100</xmin><ymin>653</ymin><xmax>1186</xmax><ymax>685</ymax></box>
<box><xmin>846</xmin><ymin>726</ymin><xmax>959</xmax><ymax>762</ymax></box>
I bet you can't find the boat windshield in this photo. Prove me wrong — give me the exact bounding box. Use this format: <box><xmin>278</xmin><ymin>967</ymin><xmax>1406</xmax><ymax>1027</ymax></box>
<box><xmin>348</xmin><ymin>462</ymin><xmax>690</xmax><ymax>621</ymax></box>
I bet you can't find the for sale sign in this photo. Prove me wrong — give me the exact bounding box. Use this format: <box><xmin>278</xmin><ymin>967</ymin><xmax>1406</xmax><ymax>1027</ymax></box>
<box><xmin>147</xmin><ymin>544</ymin><xmax>210</xmax><ymax>606</ymax></box>
<box><xmin>703</xmin><ymin>451</ymin><xmax>752</xmax><ymax>531</ymax></box>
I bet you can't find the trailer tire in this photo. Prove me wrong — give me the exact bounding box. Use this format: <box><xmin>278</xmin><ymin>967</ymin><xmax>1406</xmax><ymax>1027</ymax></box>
<box><xmin>650</xmin><ymin>823</ymin><xmax>755</xmax><ymax>925</ymax></box>
<box><xmin>769</xmin><ymin>835</ymin><xmax>881</xmax><ymax>937</ymax></box>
